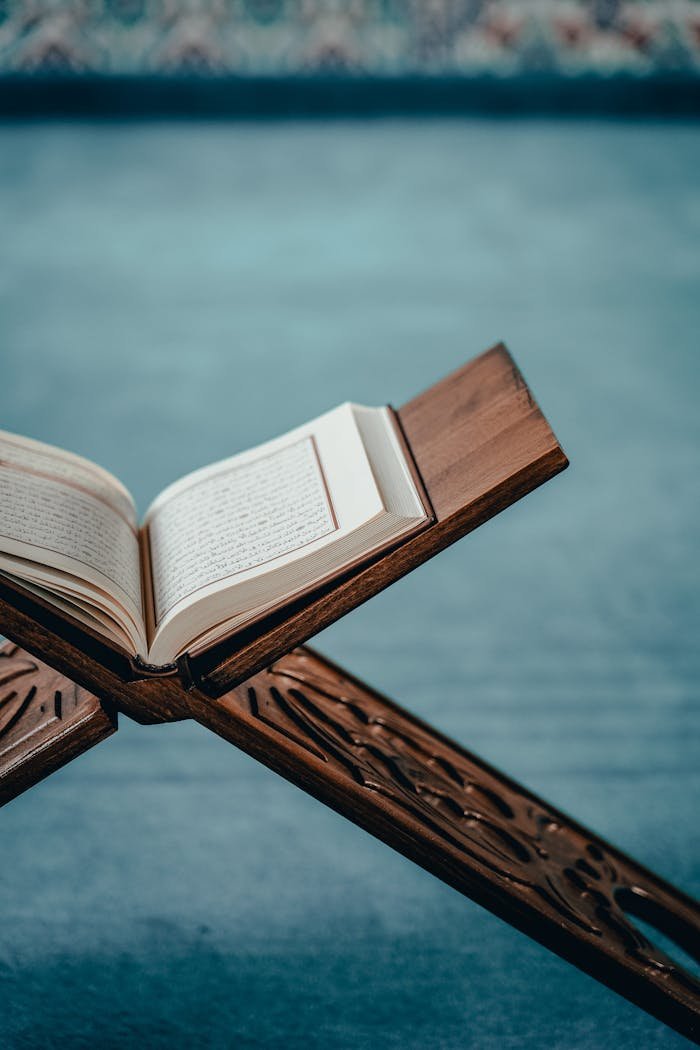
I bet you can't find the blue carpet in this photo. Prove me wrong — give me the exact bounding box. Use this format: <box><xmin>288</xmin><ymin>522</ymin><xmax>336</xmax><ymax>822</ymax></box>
<box><xmin>0</xmin><ymin>118</ymin><xmax>698</xmax><ymax>1048</ymax></box>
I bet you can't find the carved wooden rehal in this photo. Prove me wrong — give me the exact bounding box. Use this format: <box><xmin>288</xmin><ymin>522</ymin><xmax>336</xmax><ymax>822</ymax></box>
<box><xmin>1</xmin><ymin>345</ymin><xmax>698</xmax><ymax>1042</ymax></box>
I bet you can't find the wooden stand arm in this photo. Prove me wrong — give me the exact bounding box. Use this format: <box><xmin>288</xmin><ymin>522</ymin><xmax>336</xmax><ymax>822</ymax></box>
<box><xmin>185</xmin><ymin>646</ymin><xmax>700</xmax><ymax>1044</ymax></box>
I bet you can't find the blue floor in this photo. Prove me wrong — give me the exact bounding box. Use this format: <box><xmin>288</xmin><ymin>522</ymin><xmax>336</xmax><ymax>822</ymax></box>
<box><xmin>0</xmin><ymin>118</ymin><xmax>698</xmax><ymax>1048</ymax></box>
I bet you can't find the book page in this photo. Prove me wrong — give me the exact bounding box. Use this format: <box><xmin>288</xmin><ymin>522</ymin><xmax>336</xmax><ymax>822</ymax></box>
<box><xmin>0</xmin><ymin>431</ymin><xmax>143</xmax><ymax>633</ymax></box>
<box><xmin>147</xmin><ymin>436</ymin><xmax>337</xmax><ymax>627</ymax></box>
<box><xmin>144</xmin><ymin>404</ymin><xmax>387</xmax><ymax>661</ymax></box>
<box><xmin>0</xmin><ymin>430</ymin><xmax>136</xmax><ymax>525</ymax></box>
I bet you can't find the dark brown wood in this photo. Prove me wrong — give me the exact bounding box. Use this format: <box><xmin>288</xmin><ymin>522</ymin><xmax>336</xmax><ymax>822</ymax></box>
<box><xmin>0</xmin><ymin>640</ymin><xmax>117</xmax><ymax>806</ymax></box>
<box><xmin>185</xmin><ymin>646</ymin><xmax>700</xmax><ymax>1044</ymax></box>
<box><xmin>0</xmin><ymin>343</ymin><xmax>568</xmax><ymax>703</ymax></box>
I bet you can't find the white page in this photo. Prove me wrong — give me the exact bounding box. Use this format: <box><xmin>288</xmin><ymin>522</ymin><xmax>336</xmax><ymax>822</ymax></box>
<box><xmin>0</xmin><ymin>431</ymin><xmax>144</xmax><ymax>643</ymax></box>
<box><xmin>0</xmin><ymin>430</ymin><xmax>136</xmax><ymax>524</ymax></box>
<box><xmin>145</xmin><ymin>403</ymin><xmax>383</xmax><ymax>636</ymax></box>
<box><xmin>148</xmin><ymin>437</ymin><xmax>336</xmax><ymax>626</ymax></box>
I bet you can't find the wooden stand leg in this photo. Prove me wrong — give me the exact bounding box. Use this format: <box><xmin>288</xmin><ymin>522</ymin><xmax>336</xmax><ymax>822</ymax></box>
<box><xmin>2</xmin><ymin>640</ymin><xmax>699</xmax><ymax>1042</ymax></box>
<box><xmin>0</xmin><ymin>641</ymin><xmax>117</xmax><ymax>805</ymax></box>
<box><xmin>186</xmin><ymin>647</ymin><xmax>700</xmax><ymax>1044</ymax></box>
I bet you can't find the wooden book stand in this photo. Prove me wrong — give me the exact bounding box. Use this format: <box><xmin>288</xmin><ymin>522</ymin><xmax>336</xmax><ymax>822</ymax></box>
<box><xmin>1</xmin><ymin>345</ymin><xmax>698</xmax><ymax>1042</ymax></box>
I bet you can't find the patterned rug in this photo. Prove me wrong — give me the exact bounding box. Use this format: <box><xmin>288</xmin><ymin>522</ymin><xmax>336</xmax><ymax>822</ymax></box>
<box><xmin>1</xmin><ymin>1</ymin><xmax>699</xmax><ymax>78</ymax></box>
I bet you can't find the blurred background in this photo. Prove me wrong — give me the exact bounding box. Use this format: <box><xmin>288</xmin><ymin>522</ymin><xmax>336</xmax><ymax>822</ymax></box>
<box><xmin>1</xmin><ymin>3</ymin><xmax>699</xmax><ymax>1049</ymax></box>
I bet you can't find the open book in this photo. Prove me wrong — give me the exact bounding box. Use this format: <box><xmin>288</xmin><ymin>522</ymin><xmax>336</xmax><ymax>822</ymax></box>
<box><xmin>0</xmin><ymin>404</ymin><xmax>430</xmax><ymax>667</ymax></box>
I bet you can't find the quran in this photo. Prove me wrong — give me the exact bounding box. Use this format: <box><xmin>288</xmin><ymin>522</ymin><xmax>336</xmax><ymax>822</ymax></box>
<box><xmin>0</xmin><ymin>403</ymin><xmax>430</xmax><ymax>667</ymax></box>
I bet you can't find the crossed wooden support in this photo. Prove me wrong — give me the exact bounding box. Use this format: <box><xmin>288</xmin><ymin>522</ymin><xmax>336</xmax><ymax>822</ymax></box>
<box><xmin>1</xmin><ymin>346</ymin><xmax>698</xmax><ymax>1042</ymax></box>
<box><xmin>2</xmin><ymin>640</ymin><xmax>699</xmax><ymax>1041</ymax></box>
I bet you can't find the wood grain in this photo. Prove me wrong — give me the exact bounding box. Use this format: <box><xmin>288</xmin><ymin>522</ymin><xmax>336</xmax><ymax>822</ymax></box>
<box><xmin>189</xmin><ymin>343</ymin><xmax>568</xmax><ymax>694</ymax></box>
<box><xmin>0</xmin><ymin>640</ymin><xmax>117</xmax><ymax>806</ymax></box>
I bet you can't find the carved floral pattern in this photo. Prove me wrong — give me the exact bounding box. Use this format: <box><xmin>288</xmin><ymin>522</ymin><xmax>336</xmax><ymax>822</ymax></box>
<box><xmin>0</xmin><ymin>641</ymin><xmax>108</xmax><ymax>776</ymax></box>
<box><xmin>233</xmin><ymin>647</ymin><xmax>700</xmax><ymax>998</ymax></box>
